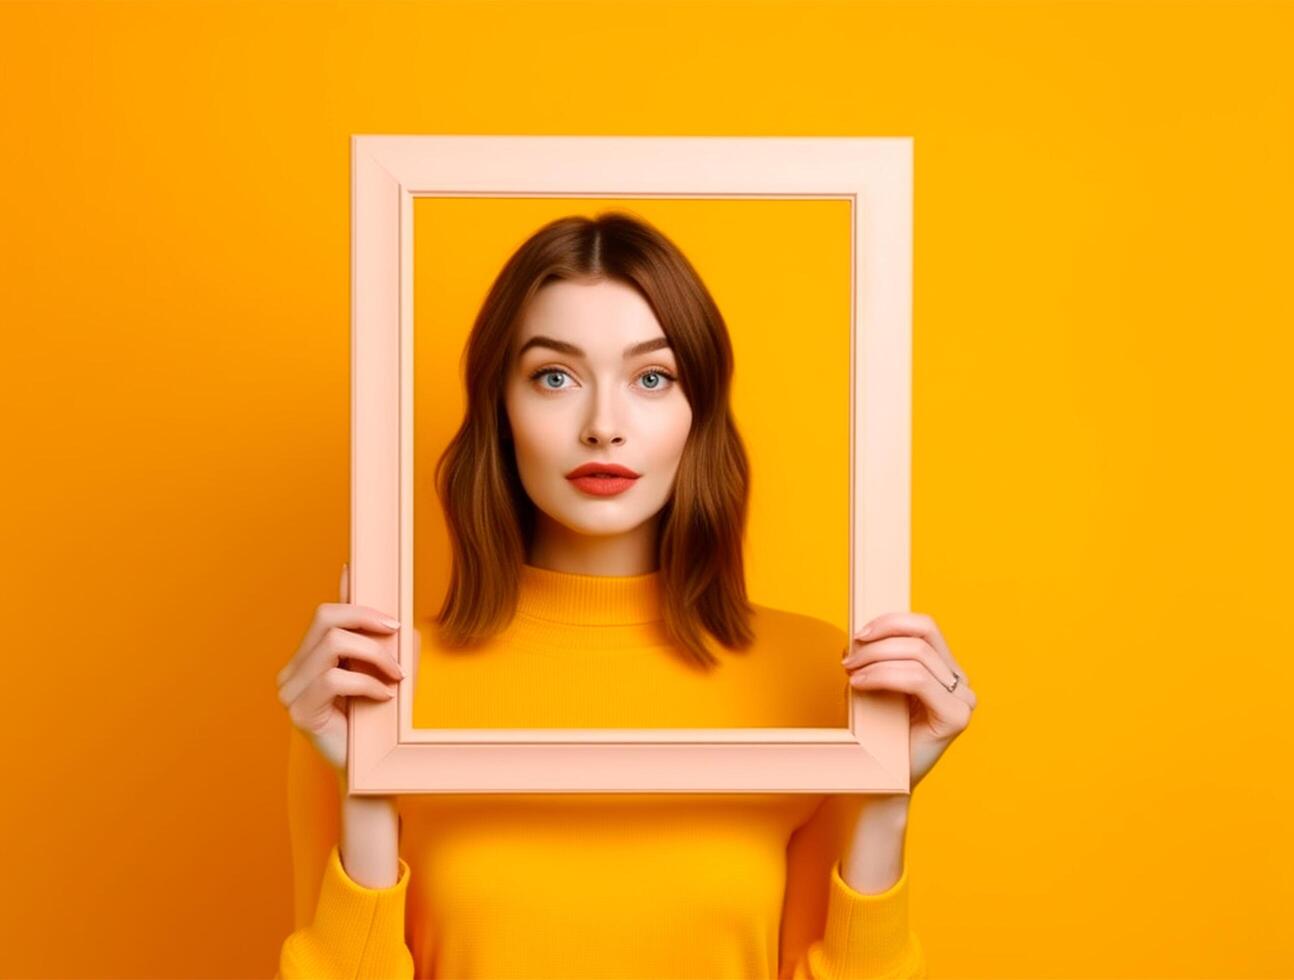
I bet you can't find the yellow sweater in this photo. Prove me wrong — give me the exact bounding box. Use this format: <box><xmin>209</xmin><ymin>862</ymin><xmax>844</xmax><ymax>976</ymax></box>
<box><xmin>279</xmin><ymin>563</ymin><xmax>926</xmax><ymax>979</ymax></box>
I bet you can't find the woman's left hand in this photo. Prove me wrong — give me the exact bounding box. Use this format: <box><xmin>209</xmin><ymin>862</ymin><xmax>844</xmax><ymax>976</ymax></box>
<box><xmin>842</xmin><ymin>612</ymin><xmax>976</xmax><ymax>791</ymax></box>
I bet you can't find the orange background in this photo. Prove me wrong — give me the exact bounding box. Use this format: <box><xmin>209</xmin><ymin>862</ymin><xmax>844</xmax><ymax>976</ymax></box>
<box><xmin>2</xmin><ymin>1</ymin><xmax>1291</xmax><ymax>976</ymax></box>
<box><xmin>412</xmin><ymin>195</ymin><xmax>854</xmax><ymax>728</ymax></box>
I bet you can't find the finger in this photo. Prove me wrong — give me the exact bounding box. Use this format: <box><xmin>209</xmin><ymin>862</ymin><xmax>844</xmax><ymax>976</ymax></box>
<box><xmin>286</xmin><ymin>666</ymin><xmax>397</xmax><ymax>726</ymax></box>
<box><xmin>279</xmin><ymin>625</ymin><xmax>403</xmax><ymax>706</ymax></box>
<box><xmin>843</xmin><ymin>634</ymin><xmax>965</xmax><ymax>698</ymax></box>
<box><xmin>290</xmin><ymin>601</ymin><xmax>401</xmax><ymax>677</ymax></box>
<box><xmin>277</xmin><ymin>599</ymin><xmax>399</xmax><ymax>689</ymax></box>
<box><xmin>851</xmin><ymin>611</ymin><xmax>968</xmax><ymax>684</ymax></box>
<box><xmin>278</xmin><ymin>590</ymin><xmax>401</xmax><ymax>691</ymax></box>
<box><xmin>848</xmin><ymin>658</ymin><xmax>972</xmax><ymax>737</ymax></box>
<box><xmin>324</xmin><ymin>625</ymin><xmax>403</xmax><ymax>682</ymax></box>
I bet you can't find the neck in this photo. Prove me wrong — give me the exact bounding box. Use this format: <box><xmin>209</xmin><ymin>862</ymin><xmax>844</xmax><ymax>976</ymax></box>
<box><xmin>526</xmin><ymin>513</ymin><xmax>662</xmax><ymax>577</ymax></box>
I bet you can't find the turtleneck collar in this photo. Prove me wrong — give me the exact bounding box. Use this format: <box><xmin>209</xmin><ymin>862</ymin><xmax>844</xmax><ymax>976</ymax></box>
<box><xmin>516</xmin><ymin>562</ymin><xmax>663</xmax><ymax>626</ymax></box>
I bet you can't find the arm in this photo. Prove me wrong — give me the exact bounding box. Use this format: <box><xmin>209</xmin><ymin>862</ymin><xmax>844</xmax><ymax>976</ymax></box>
<box><xmin>276</xmin><ymin>726</ymin><xmax>415</xmax><ymax>979</ymax></box>
<box><xmin>338</xmin><ymin>780</ymin><xmax>403</xmax><ymax>888</ymax></box>
<box><xmin>794</xmin><ymin>606</ymin><xmax>974</xmax><ymax>977</ymax></box>
<box><xmin>839</xmin><ymin>795</ymin><xmax>911</xmax><ymax>895</ymax></box>
<box><xmin>781</xmin><ymin>794</ymin><xmax>927</xmax><ymax>979</ymax></box>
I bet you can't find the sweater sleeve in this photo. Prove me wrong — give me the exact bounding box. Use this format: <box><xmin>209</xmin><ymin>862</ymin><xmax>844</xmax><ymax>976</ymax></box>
<box><xmin>780</xmin><ymin>795</ymin><xmax>927</xmax><ymax>979</ymax></box>
<box><xmin>275</xmin><ymin>725</ymin><xmax>415</xmax><ymax>979</ymax></box>
<box><xmin>278</xmin><ymin>843</ymin><xmax>415</xmax><ymax>979</ymax></box>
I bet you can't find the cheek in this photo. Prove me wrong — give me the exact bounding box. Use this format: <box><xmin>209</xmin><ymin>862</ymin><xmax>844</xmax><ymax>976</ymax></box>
<box><xmin>647</xmin><ymin>402</ymin><xmax>693</xmax><ymax>467</ymax></box>
<box><xmin>668</xmin><ymin>401</ymin><xmax>694</xmax><ymax>449</ymax></box>
<box><xmin>506</xmin><ymin>399</ymin><xmax>564</xmax><ymax>462</ymax></box>
<box><xmin>514</xmin><ymin>425</ymin><xmax>561</xmax><ymax>470</ymax></box>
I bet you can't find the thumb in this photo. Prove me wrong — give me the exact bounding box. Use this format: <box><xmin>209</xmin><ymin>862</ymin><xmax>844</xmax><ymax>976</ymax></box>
<box><xmin>339</xmin><ymin>562</ymin><xmax>349</xmax><ymax>604</ymax></box>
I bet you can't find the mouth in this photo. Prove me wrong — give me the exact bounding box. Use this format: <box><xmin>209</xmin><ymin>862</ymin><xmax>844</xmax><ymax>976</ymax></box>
<box><xmin>565</xmin><ymin>463</ymin><xmax>640</xmax><ymax>497</ymax></box>
<box><xmin>565</xmin><ymin>463</ymin><xmax>641</xmax><ymax>480</ymax></box>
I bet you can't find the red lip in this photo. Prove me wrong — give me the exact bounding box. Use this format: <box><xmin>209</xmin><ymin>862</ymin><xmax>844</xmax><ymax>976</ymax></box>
<box><xmin>565</xmin><ymin>463</ymin><xmax>641</xmax><ymax>479</ymax></box>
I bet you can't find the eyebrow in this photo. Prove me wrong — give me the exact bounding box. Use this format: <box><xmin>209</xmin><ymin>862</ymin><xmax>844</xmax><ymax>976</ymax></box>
<box><xmin>517</xmin><ymin>335</ymin><xmax>672</xmax><ymax>360</ymax></box>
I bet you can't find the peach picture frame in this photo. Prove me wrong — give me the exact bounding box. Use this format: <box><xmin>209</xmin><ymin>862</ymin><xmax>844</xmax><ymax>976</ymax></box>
<box><xmin>346</xmin><ymin>134</ymin><xmax>913</xmax><ymax>795</ymax></box>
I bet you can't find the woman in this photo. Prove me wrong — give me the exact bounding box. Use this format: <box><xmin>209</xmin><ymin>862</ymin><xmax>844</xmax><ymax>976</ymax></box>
<box><xmin>275</xmin><ymin>212</ymin><xmax>975</xmax><ymax>978</ymax></box>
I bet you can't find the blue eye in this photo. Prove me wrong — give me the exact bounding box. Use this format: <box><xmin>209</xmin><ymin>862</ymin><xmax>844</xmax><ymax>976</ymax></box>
<box><xmin>528</xmin><ymin>367</ymin><xmax>678</xmax><ymax>393</ymax></box>
<box><xmin>532</xmin><ymin>369</ymin><xmax>569</xmax><ymax>390</ymax></box>
<box><xmin>638</xmin><ymin>369</ymin><xmax>676</xmax><ymax>391</ymax></box>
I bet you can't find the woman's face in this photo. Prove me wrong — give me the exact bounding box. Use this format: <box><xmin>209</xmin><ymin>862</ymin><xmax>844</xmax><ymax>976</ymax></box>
<box><xmin>504</xmin><ymin>278</ymin><xmax>693</xmax><ymax>550</ymax></box>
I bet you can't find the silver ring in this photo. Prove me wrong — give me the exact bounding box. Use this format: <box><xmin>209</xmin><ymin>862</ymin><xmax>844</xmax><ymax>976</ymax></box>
<box><xmin>943</xmin><ymin>670</ymin><xmax>960</xmax><ymax>693</ymax></box>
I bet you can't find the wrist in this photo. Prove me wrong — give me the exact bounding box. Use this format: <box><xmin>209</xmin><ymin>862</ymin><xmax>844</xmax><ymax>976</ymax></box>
<box><xmin>839</xmin><ymin>795</ymin><xmax>910</xmax><ymax>895</ymax></box>
<box><xmin>338</xmin><ymin>772</ymin><xmax>398</xmax><ymax>814</ymax></box>
<box><xmin>859</xmin><ymin>792</ymin><xmax>911</xmax><ymax>827</ymax></box>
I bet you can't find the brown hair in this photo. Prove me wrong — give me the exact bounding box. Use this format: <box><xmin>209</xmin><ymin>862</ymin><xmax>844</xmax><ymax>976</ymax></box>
<box><xmin>430</xmin><ymin>211</ymin><xmax>754</xmax><ymax>671</ymax></box>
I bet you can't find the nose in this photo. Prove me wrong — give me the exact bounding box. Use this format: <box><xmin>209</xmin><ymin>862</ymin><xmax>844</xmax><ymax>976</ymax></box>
<box><xmin>582</xmin><ymin>428</ymin><xmax>625</xmax><ymax>447</ymax></box>
<box><xmin>580</xmin><ymin>387</ymin><xmax>625</xmax><ymax>447</ymax></box>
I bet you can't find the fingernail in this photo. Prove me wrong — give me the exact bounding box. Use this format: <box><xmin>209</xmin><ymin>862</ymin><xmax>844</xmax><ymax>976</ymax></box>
<box><xmin>857</xmin><ymin>623</ymin><xmax>873</xmax><ymax>639</ymax></box>
<box><xmin>382</xmin><ymin>616</ymin><xmax>401</xmax><ymax>629</ymax></box>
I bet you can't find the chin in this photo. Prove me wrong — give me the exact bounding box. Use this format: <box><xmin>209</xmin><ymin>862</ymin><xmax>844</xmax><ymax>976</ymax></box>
<box><xmin>543</xmin><ymin>497</ymin><xmax>647</xmax><ymax>534</ymax></box>
<box><xmin>559</xmin><ymin>512</ymin><xmax>645</xmax><ymax>537</ymax></box>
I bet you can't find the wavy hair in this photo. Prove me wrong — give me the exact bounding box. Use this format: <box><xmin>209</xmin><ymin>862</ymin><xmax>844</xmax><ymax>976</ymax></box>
<box><xmin>430</xmin><ymin>211</ymin><xmax>754</xmax><ymax>670</ymax></box>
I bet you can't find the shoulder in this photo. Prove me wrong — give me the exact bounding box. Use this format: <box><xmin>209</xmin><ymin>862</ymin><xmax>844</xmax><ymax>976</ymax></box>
<box><xmin>747</xmin><ymin>600</ymin><xmax>850</xmax><ymax>659</ymax></box>
<box><xmin>740</xmin><ymin>601</ymin><xmax>850</xmax><ymax>727</ymax></box>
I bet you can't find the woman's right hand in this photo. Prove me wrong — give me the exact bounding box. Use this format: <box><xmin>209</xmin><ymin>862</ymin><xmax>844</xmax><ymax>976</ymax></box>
<box><xmin>275</xmin><ymin>561</ymin><xmax>404</xmax><ymax>775</ymax></box>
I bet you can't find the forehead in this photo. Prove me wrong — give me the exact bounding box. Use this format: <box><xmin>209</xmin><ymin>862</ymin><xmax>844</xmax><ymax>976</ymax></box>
<box><xmin>513</xmin><ymin>279</ymin><xmax>664</xmax><ymax>353</ymax></box>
